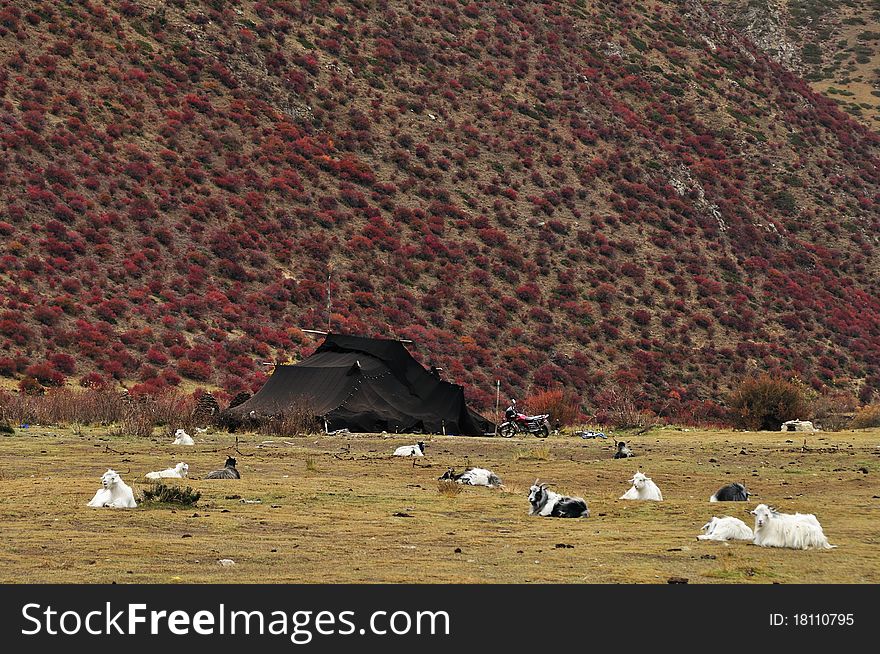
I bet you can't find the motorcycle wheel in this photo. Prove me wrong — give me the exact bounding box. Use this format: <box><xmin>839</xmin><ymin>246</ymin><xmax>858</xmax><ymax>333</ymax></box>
<box><xmin>499</xmin><ymin>424</ymin><xmax>516</xmax><ymax>438</ymax></box>
<box><xmin>535</xmin><ymin>425</ymin><xmax>550</xmax><ymax>438</ymax></box>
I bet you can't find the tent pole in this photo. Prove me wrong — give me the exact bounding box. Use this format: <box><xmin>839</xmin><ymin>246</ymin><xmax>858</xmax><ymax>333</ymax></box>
<box><xmin>326</xmin><ymin>269</ymin><xmax>332</xmax><ymax>333</ymax></box>
<box><xmin>495</xmin><ymin>379</ymin><xmax>500</xmax><ymax>437</ymax></box>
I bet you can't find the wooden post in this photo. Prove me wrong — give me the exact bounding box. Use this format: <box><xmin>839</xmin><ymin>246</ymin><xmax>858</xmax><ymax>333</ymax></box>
<box><xmin>495</xmin><ymin>379</ymin><xmax>500</xmax><ymax>437</ymax></box>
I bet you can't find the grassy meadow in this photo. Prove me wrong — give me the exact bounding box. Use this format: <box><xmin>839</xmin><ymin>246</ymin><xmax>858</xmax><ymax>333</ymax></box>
<box><xmin>0</xmin><ymin>426</ymin><xmax>877</xmax><ymax>584</ymax></box>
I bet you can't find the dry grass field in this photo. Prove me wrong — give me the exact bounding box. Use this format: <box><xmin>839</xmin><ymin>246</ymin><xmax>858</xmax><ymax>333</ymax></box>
<box><xmin>0</xmin><ymin>426</ymin><xmax>878</xmax><ymax>584</ymax></box>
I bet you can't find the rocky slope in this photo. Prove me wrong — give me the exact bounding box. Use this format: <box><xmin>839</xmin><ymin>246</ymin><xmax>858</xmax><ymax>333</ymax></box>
<box><xmin>708</xmin><ymin>0</ymin><xmax>880</xmax><ymax>127</ymax></box>
<box><xmin>0</xmin><ymin>0</ymin><xmax>878</xmax><ymax>419</ymax></box>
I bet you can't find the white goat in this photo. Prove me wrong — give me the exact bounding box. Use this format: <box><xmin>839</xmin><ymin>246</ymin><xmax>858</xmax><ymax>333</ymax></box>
<box><xmin>698</xmin><ymin>516</ymin><xmax>754</xmax><ymax>541</ymax></box>
<box><xmin>750</xmin><ymin>504</ymin><xmax>835</xmax><ymax>550</ymax></box>
<box><xmin>393</xmin><ymin>441</ymin><xmax>425</xmax><ymax>457</ymax></box>
<box><xmin>87</xmin><ymin>469</ymin><xmax>137</xmax><ymax>508</ymax></box>
<box><xmin>439</xmin><ymin>467</ymin><xmax>503</xmax><ymax>488</ymax></box>
<box><xmin>619</xmin><ymin>471</ymin><xmax>663</xmax><ymax>501</ymax></box>
<box><xmin>173</xmin><ymin>429</ymin><xmax>194</xmax><ymax>445</ymax></box>
<box><xmin>145</xmin><ymin>462</ymin><xmax>189</xmax><ymax>480</ymax></box>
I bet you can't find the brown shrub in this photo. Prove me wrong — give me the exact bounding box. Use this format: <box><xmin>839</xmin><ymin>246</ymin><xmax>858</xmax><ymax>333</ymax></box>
<box><xmin>0</xmin><ymin>387</ymin><xmax>201</xmax><ymax>435</ymax></box>
<box><xmin>600</xmin><ymin>387</ymin><xmax>656</xmax><ymax>430</ymax></box>
<box><xmin>437</xmin><ymin>479</ymin><xmax>463</xmax><ymax>497</ymax></box>
<box><xmin>727</xmin><ymin>375</ymin><xmax>808</xmax><ymax>431</ymax></box>
<box><xmin>258</xmin><ymin>398</ymin><xmax>320</xmax><ymax>436</ymax></box>
<box><xmin>810</xmin><ymin>391</ymin><xmax>858</xmax><ymax>431</ymax></box>
<box><xmin>850</xmin><ymin>405</ymin><xmax>880</xmax><ymax>430</ymax></box>
<box><xmin>524</xmin><ymin>388</ymin><xmax>581</xmax><ymax>427</ymax></box>
<box><xmin>0</xmin><ymin>387</ymin><xmax>125</xmax><ymax>426</ymax></box>
<box><xmin>123</xmin><ymin>390</ymin><xmax>197</xmax><ymax>438</ymax></box>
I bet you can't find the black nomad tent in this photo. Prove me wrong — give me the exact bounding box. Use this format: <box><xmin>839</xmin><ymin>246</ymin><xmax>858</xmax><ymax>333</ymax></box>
<box><xmin>225</xmin><ymin>334</ymin><xmax>493</xmax><ymax>435</ymax></box>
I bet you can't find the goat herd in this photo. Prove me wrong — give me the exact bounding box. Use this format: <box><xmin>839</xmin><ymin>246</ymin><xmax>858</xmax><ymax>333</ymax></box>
<box><xmin>85</xmin><ymin>431</ymin><xmax>837</xmax><ymax>552</ymax></box>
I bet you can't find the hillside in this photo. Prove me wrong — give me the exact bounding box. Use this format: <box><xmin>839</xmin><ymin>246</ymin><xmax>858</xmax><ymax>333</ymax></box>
<box><xmin>0</xmin><ymin>0</ymin><xmax>878</xmax><ymax>419</ymax></box>
<box><xmin>708</xmin><ymin>0</ymin><xmax>880</xmax><ymax>127</ymax></box>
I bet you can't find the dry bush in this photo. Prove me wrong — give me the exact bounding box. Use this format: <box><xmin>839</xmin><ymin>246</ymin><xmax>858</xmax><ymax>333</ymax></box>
<box><xmin>121</xmin><ymin>400</ymin><xmax>159</xmax><ymax>439</ymax></box>
<box><xmin>258</xmin><ymin>398</ymin><xmax>320</xmax><ymax>436</ymax></box>
<box><xmin>152</xmin><ymin>390</ymin><xmax>198</xmax><ymax>429</ymax></box>
<box><xmin>513</xmin><ymin>445</ymin><xmax>551</xmax><ymax>461</ymax></box>
<box><xmin>437</xmin><ymin>479</ymin><xmax>463</xmax><ymax>497</ymax></box>
<box><xmin>850</xmin><ymin>405</ymin><xmax>880</xmax><ymax>429</ymax></box>
<box><xmin>524</xmin><ymin>388</ymin><xmax>581</xmax><ymax>427</ymax></box>
<box><xmin>727</xmin><ymin>375</ymin><xmax>808</xmax><ymax>431</ymax></box>
<box><xmin>810</xmin><ymin>391</ymin><xmax>858</xmax><ymax>431</ymax></box>
<box><xmin>499</xmin><ymin>483</ymin><xmax>522</xmax><ymax>496</ymax></box>
<box><xmin>0</xmin><ymin>390</ymin><xmax>33</xmax><ymax>425</ymax></box>
<box><xmin>141</xmin><ymin>482</ymin><xmax>201</xmax><ymax>506</ymax></box>
<box><xmin>0</xmin><ymin>388</ymin><xmax>126</xmax><ymax>426</ymax></box>
<box><xmin>122</xmin><ymin>390</ymin><xmax>197</xmax><ymax>438</ymax></box>
<box><xmin>601</xmin><ymin>388</ymin><xmax>657</xmax><ymax>430</ymax></box>
<box><xmin>43</xmin><ymin>388</ymin><xmax>125</xmax><ymax>425</ymax></box>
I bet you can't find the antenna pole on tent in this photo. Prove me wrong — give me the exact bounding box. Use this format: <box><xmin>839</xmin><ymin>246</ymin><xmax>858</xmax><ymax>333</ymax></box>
<box><xmin>326</xmin><ymin>268</ymin><xmax>332</xmax><ymax>333</ymax></box>
<box><xmin>495</xmin><ymin>379</ymin><xmax>500</xmax><ymax>437</ymax></box>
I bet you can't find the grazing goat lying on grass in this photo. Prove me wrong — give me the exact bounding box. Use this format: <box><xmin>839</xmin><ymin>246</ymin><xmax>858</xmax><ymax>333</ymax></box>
<box><xmin>145</xmin><ymin>462</ymin><xmax>189</xmax><ymax>480</ymax></box>
<box><xmin>613</xmin><ymin>441</ymin><xmax>633</xmax><ymax>459</ymax></box>
<box><xmin>87</xmin><ymin>469</ymin><xmax>137</xmax><ymax>508</ymax></box>
<box><xmin>620</xmin><ymin>471</ymin><xmax>663</xmax><ymax>501</ymax></box>
<box><xmin>439</xmin><ymin>467</ymin><xmax>503</xmax><ymax>488</ymax></box>
<box><xmin>393</xmin><ymin>441</ymin><xmax>425</xmax><ymax>457</ymax></box>
<box><xmin>205</xmin><ymin>456</ymin><xmax>240</xmax><ymax>479</ymax></box>
<box><xmin>173</xmin><ymin>429</ymin><xmax>194</xmax><ymax>445</ymax></box>
<box><xmin>710</xmin><ymin>482</ymin><xmax>750</xmax><ymax>502</ymax></box>
<box><xmin>528</xmin><ymin>480</ymin><xmax>589</xmax><ymax>518</ymax></box>
<box><xmin>698</xmin><ymin>516</ymin><xmax>754</xmax><ymax>541</ymax></box>
<box><xmin>751</xmin><ymin>504</ymin><xmax>835</xmax><ymax>550</ymax></box>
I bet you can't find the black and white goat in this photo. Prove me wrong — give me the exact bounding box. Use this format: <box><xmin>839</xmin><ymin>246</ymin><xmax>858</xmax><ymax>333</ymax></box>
<box><xmin>205</xmin><ymin>456</ymin><xmax>240</xmax><ymax>479</ymax></box>
<box><xmin>710</xmin><ymin>482</ymin><xmax>750</xmax><ymax>502</ymax></box>
<box><xmin>393</xmin><ymin>441</ymin><xmax>425</xmax><ymax>457</ymax></box>
<box><xmin>528</xmin><ymin>480</ymin><xmax>589</xmax><ymax>518</ymax></box>
<box><xmin>439</xmin><ymin>467</ymin><xmax>503</xmax><ymax>488</ymax></box>
<box><xmin>613</xmin><ymin>441</ymin><xmax>633</xmax><ymax>459</ymax></box>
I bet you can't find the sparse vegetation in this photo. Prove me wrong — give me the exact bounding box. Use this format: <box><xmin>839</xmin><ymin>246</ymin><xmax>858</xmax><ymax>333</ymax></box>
<box><xmin>437</xmin><ymin>479</ymin><xmax>463</xmax><ymax>497</ymax></box>
<box><xmin>850</xmin><ymin>404</ymin><xmax>880</xmax><ymax>429</ymax></box>
<box><xmin>141</xmin><ymin>482</ymin><xmax>201</xmax><ymax>506</ymax></box>
<box><xmin>258</xmin><ymin>401</ymin><xmax>321</xmax><ymax>437</ymax></box>
<box><xmin>513</xmin><ymin>445</ymin><xmax>551</xmax><ymax>461</ymax></box>
<box><xmin>1</xmin><ymin>427</ymin><xmax>878</xmax><ymax>583</ymax></box>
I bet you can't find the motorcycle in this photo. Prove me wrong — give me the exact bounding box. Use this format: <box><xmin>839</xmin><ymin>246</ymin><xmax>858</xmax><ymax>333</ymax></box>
<box><xmin>499</xmin><ymin>404</ymin><xmax>551</xmax><ymax>438</ymax></box>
